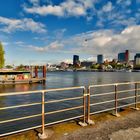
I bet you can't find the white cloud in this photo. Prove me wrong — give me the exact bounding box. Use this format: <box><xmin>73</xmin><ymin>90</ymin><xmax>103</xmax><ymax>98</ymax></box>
<box><xmin>125</xmin><ymin>0</ymin><xmax>131</xmax><ymax>6</ymax></box>
<box><xmin>2</xmin><ymin>42</ymin><xmax>9</xmax><ymax>46</ymax></box>
<box><xmin>28</xmin><ymin>0</ymin><xmax>39</xmax><ymax>6</ymax></box>
<box><xmin>24</xmin><ymin>5</ymin><xmax>64</xmax><ymax>16</ymax></box>
<box><xmin>62</xmin><ymin>25</ymin><xmax>140</xmax><ymax>58</ymax></box>
<box><xmin>71</xmin><ymin>25</ymin><xmax>140</xmax><ymax>58</ymax></box>
<box><xmin>102</xmin><ymin>2</ymin><xmax>113</xmax><ymax>12</ymax></box>
<box><xmin>28</xmin><ymin>41</ymin><xmax>64</xmax><ymax>52</ymax></box>
<box><xmin>24</xmin><ymin>0</ymin><xmax>96</xmax><ymax>17</ymax></box>
<box><xmin>14</xmin><ymin>41</ymin><xmax>25</xmax><ymax>46</ymax></box>
<box><xmin>0</xmin><ymin>16</ymin><xmax>46</xmax><ymax>33</ymax></box>
<box><xmin>25</xmin><ymin>25</ymin><xmax>140</xmax><ymax>60</ymax></box>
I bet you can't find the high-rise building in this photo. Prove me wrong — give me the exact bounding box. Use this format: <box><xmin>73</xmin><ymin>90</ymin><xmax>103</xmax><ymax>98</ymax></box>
<box><xmin>118</xmin><ymin>53</ymin><xmax>125</xmax><ymax>62</ymax></box>
<box><xmin>73</xmin><ymin>55</ymin><xmax>80</xmax><ymax>67</ymax></box>
<box><xmin>134</xmin><ymin>53</ymin><xmax>140</xmax><ymax>66</ymax></box>
<box><xmin>118</xmin><ymin>50</ymin><xmax>129</xmax><ymax>62</ymax></box>
<box><xmin>97</xmin><ymin>54</ymin><xmax>103</xmax><ymax>64</ymax></box>
<box><xmin>125</xmin><ymin>50</ymin><xmax>129</xmax><ymax>62</ymax></box>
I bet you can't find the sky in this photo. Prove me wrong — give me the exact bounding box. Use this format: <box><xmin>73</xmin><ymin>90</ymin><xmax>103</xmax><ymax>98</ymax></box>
<box><xmin>0</xmin><ymin>0</ymin><xmax>140</xmax><ymax>65</ymax></box>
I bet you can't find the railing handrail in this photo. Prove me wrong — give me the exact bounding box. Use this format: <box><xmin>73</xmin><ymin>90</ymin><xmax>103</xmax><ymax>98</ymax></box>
<box><xmin>89</xmin><ymin>81</ymin><xmax>140</xmax><ymax>88</ymax></box>
<box><xmin>0</xmin><ymin>81</ymin><xmax>140</xmax><ymax>138</ymax></box>
<box><xmin>0</xmin><ymin>86</ymin><xmax>85</xmax><ymax>97</ymax></box>
<box><xmin>87</xmin><ymin>81</ymin><xmax>140</xmax><ymax>123</ymax></box>
<box><xmin>0</xmin><ymin>85</ymin><xmax>86</xmax><ymax>138</ymax></box>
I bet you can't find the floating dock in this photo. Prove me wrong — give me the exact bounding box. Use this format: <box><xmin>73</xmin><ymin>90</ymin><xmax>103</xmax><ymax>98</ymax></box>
<box><xmin>0</xmin><ymin>65</ymin><xmax>47</xmax><ymax>85</ymax></box>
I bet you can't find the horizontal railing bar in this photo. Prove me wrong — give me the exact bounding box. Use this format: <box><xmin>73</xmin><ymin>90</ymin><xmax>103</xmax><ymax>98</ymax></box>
<box><xmin>0</xmin><ymin>86</ymin><xmax>84</xmax><ymax>97</ymax></box>
<box><xmin>0</xmin><ymin>124</ymin><xmax>42</xmax><ymax>137</ymax></box>
<box><xmin>90</xmin><ymin>99</ymin><xmax>115</xmax><ymax>106</ymax></box>
<box><xmin>0</xmin><ymin>115</ymin><xmax>84</xmax><ymax>137</ymax></box>
<box><xmin>117</xmin><ymin>96</ymin><xmax>135</xmax><ymax>101</ymax></box>
<box><xmin>45</xmin><ymin>96</ymin><xmax>83</xmax><ymax>104</ymax></box>
<box><xmin>90</xmin><ymin>83</ymin><xmax>115</xmax><ymax>88</ymax></box>
<box><xmin>0</xmin><ymin>102</ymin><xmax>41</xmax><ymax>110</ymax></box>
<box><xmin>90</xmin><ymin>91</ymin><xmax>115</xmax><ymax>97</ymax></box>
<box><xmin>89</xmin><ymin>81</ymin><xmax>140</xmax><ymax>88</ymax></box>
<box><xmin>0</xmin><ymin>114</ymin><xmax>42</xmax><ymax>124</ymax></box>
<box><xmin>138</xmin><ymin>88</ymin><xmax>140</xmax><ymax>91</ymax></box>
<box><xmin>45</xmin><ymin>106</ymin><xmax>83</xmax><ymax>115</ymax></box>
<box><xmin>44</xmin><ymin>86</ymin><xmax>85</xmax><ymax>92</ymax></box>
<box><xmin>137</xmin><ymin>101</ymin><xmax>140</xmax><ymax>104</ymax></box>
<box><xmin>117</xmin><ymin>102</ymin><xmax>135</xmax><ymax>109</ymax></box>
<box><xmin>117</xmin><ymin>89</ymin><xmax>135</xmax><ymax>94</ymax></box>
<box><xmin>90</xmin><ymin>107</ymin><xmax>115</xmax><ymax>115</ymax></box>
<box><xmin>0</xmin><ymin>90</ymin><xmax>42</xmax><ymax>97</ymax></box>
<box><xmin>45</xmin><ymin>115</ymin><xmax>84</xmax><ymax>126</ymax></box>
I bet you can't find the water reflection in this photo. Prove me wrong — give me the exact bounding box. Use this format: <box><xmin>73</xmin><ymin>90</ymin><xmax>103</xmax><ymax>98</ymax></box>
<box><xmin>72</xmin><ymin>72</ymin><xmax>79</xmax><ymax>86</ymax></box>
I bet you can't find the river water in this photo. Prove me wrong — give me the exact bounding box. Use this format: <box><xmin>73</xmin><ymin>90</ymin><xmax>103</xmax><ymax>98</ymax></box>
<box><xmin>0</xmin><ymin>72</ymin><xmax>140</xmax><ymax>135</ymax></box>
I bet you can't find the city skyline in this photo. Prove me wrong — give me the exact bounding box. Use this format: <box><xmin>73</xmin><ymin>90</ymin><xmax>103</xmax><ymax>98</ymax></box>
<box><xmin>0</xmin><ymin>0</ymin><xmax>140</xmax><ymax>65</ymax></box>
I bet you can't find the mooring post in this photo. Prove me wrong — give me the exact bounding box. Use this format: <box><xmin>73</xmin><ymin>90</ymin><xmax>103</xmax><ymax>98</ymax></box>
<box><xmin>35</xmin><ymin>66</ymin><xmax>38</xmax><ymax>78</ymax></box>
<box><xmin>42</xmin><ymin>65</ymin><xmax>47</xmax><ymax>83</ymax></box>
<box><xmin>30</xmin><ymin>66</ymin><xmax>33</xmax><ymax>78</ymax></box>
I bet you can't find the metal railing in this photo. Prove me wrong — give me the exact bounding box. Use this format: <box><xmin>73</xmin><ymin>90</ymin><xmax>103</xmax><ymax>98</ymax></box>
<box><xmin>0</xmin><ymin>86</ymin><xmax>85</xmax><ymax>138</ymax></box>
<box><xmin>87</xmin><ymin>81</ymin><xmax>140</xmax><ymax>123</ymax></box>
<box><xmin>0</xmin><ymin>81</ymin><xmax>140</xmax><ymax>138</ymax></box>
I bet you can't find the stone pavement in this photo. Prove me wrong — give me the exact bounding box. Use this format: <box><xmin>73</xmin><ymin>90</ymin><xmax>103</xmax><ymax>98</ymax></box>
<box><xmin>109</xmin><ymin>127</ymin><xmax>140</xmax><ymax>140</ymax></box>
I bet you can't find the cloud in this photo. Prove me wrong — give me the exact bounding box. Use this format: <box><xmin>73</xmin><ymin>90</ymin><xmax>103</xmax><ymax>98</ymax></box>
<box><xmin>14</xmin><ymin>41</ymin><xmax>25</xmax><ymax>46</ymax></box>
<box><xmin>95</xmin><ymin>0</ymin><xmax>138</xmax><ymax>29</ymax></box>
<box><xmin>0</xmin><ymin>16</ymin><xmax>47</xmax><ymax>33</ymax></box>
<box><xmin>102</xmin><ymin>2</ymin><xmax>113</xmax><ymax>12</ymax></box>
<box><xmin>26</xmin><ymin>25</ymin><xmax>140</xmax><ymax>60</ymax></box>
<box><xmin>27</xmin><ymin>41</ymin><xmax>64</xmax><ymax>52</ymax></box>
<box><xmin>2</xmin><ymin>42</ymin><xmax>9</xmax><ymax>46</ymax></box>
<box><xmin>69</xmin><ymin>25</ymin><xmax>140</xmax><ymax>59</ymax></box>
<box><xmin>29</xmin><ymin>0</ymin><xmax>39</xmax><ymax>5</ymax></box>
<box><xmin>24</xmin><ymin>0</ymin><xmax>96</xmax><ymax>17</ymax></box>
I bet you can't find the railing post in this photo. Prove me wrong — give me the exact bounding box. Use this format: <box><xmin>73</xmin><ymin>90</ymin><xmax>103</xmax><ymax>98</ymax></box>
<box><xmin>38</xmin><ymin>91</ymin><xmax>47</xmax><ymax>139</ymax></box>
<box><xmin>134</xmin><ymin>83</ymin><xmax>139</xmax><ymax>110</ymax></box>
<box><xmin>87</xmin><ymin>86</ymin><xmax>94</xmax><ymax>125</ymax></box>
<box><xmin>112</xmin><ymin>84</ymin><xmax>120</xmax><ymax>117</ymax></box>
<box><xmin>78</xmin><ymin>87</ymin><xmax>87</xmax><ymax>127</ymax></box>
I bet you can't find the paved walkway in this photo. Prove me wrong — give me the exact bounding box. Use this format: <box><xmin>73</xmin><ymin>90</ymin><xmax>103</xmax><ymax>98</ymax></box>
<box><xmin>58</xmin><ymin>110</ymin><xmax>140</xmax><ymax>140</ymax></box>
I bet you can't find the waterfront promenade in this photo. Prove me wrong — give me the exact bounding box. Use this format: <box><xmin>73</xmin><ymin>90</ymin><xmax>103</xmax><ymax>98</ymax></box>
<box><xmin>61</xmin><ymin>109</ymin><xmax>140</xmax><ymax>140</ymax></box>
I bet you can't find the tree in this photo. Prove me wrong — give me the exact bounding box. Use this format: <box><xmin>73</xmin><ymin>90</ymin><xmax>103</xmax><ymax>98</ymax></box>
<box><xmin>0</xmin><ymin>42</ymin><xmax>5</xmax><ymax>68</ymax></box>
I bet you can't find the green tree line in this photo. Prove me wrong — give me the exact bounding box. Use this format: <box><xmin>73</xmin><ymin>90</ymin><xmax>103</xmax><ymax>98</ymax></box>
<box><xmin>0</xmin><ymin>42</ymin><xmax>5</xmax><ymax>68</ymax></box>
